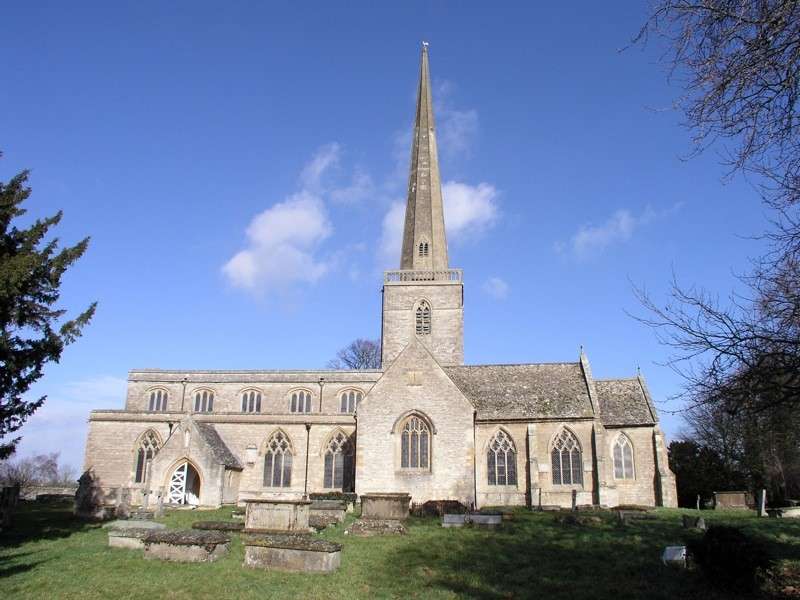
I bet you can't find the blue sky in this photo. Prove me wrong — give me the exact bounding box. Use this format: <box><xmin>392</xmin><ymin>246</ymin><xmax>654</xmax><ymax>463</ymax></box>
<box><xmin>1</xmin><ymin>2</ymin><xmax>769</xmax><ymax>469</ymax></box>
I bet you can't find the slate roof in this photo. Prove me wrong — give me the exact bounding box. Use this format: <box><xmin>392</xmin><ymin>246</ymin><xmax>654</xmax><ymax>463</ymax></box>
<box><xmin>443</xmin><ymin>363</ymin><xmax>594</xmax><ymax>420</ymax></box>
<box><xmin>196</xmin><ymin>423</ymin><xmax>243</xmax><ymax>469</ymax></box>
<box><xmin>595</xmin><ymin>378</ymin><xmax>656</xmax><ymax>426</ymax></box>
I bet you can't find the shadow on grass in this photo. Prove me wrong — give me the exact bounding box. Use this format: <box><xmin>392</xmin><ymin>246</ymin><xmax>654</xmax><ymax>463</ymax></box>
<box><xmin>386</xmin><ymin>512</ymin><xmax>766</xmax><ymax>600</ymax></box>
<box><xmin>0</xmin><ymin>500</ymin><xmax>97</xmax><ymax>550</ymax></box>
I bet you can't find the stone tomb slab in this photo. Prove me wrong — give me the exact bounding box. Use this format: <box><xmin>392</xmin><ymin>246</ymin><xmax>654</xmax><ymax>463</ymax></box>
<box><xmin>310</xmin><ymin>500</ymin><xmax>347</xmax><ymax>524</ymax></box>
<box><xmin>103</xmin><ymin>519</ymin><xmax>165</xmax><ymax>531</ymax></box>
<box><xmin>108</xmin><ymin>527</ymin><xmax>157</xmax><ymax>550</ymax></box>
<box><xmin>243</xmin><ymin>534</ymin><xmax>341</xmax><ymax>573</ymax></box>
<box><xmin>143</xmin><ymin>530</ymin><xmax>230</xmax><ymax>563</ymax></box>
<box><xmin>442</xmin><ymin>514</ymin><xmax>468</xmax><ymax>528</ymax></box>
<box><xmin>360</xmin><ymin>493</ymin><xmax>410</xmax><ymax>521</ymax></box>
<box><xmin>244</xmin><ymin>499</ymin><xmax>311</xmax><ymax>533</ymax></box>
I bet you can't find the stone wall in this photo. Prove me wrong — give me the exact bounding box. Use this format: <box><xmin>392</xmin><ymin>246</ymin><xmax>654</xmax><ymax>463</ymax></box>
<box><xmin>124</xmin><ymin>370</ymin><xmax>381</xmax><ymax>413</ymax></box>
<box><xmin>382</xmin><ymin>282</ymin><xmax>463</xmax><ymax>367</ymax></box>
<box><xmin>357</xmin><ymin>339</ymin><xmax>475</xmax><ymax>504</ymax></box>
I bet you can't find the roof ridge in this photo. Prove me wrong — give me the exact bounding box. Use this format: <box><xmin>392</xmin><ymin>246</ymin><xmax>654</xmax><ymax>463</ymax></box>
<box><xmin>447</xmin><ymin>361</ymin><xmax>581</xmax><ymax>368</ymax></box>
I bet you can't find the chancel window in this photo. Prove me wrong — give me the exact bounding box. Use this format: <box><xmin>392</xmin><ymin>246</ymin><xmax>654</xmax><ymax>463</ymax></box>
<box><xmin>134</xmin><ymin>430</ymin><xmax>161</xmax><ymax>484</ymax></box>
<box><xmin>613</xmin><ymin>433</ymin><xmax>635</xmax><ymax>480</ymax></box>
<box><xmin>415</xmin><ymin>301</ymin><xmax>431</xmax><ymax>336</ymax></box>
<box><xmin>551</xmin><ymin>428</ymin><xmax>583</xmax><ymax>486</ymax></box>
<box><xmin>339</xmin><ymin>390</ymin><xmax>362</xmax><ymax>414</ymax></box>
<box><xmin>290</xmin><ymin>390</ymin><xmax>312</xmax><ymax>413</ymax></box>
<box><xmin>487</xmin><ymin>430</ymin><xmax>517</xmax><ymax>486</ymax></box>
<box><xmin>193</xmin><ymin>390</ymin><xmax>214</xmax><ymax>413</ymax></box>
<box><xmin>263</xmin><ymin>431</ymin><xmax>292</xmax><ymax>488</ymax></box>
<box><xmin>148</xmin><ymin>389</ymin><xmax>168</xmax><ymax>412</ymax></box>
<box><xmin>400</xmin><ymin>416</ymin><xmax>430</xmax><ymax>470</ymax></box>
<box><xmin>241</xmin><ymin>390</ymin><xmax>262</xmax><ymax>413</ymax></box>
<box><xmin>324</xmin><ymin>431</ymin><xmax>355</xmax><ymax>491</ymax></box>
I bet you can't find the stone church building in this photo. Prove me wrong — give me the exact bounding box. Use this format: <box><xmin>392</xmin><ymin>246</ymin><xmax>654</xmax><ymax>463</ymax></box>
<box><xmin>82</xmin><ymin>47</ymin><xmax>677</xmax><ymax>510</ymax></box>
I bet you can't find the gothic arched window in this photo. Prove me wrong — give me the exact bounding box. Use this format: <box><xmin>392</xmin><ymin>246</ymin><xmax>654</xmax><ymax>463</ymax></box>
<box><xmin>339</xmin><ymin>389</ymin><xmax>362</xmax><ymax>414</ymax></box>
<box><xmin>133</xmin><ymin>430</ymin><xmax>161</xmax><ymax>484</ymax></box>
<box><xmin>324</xmin><ymin>431</ymin><xmax>355</xmax><ymax>491</ymax></box>
<box><xmin>613</xmin><ymin>433</ymin><xmax>635</xmax><ymax>480</ymax></box>
<box><xmin>415</xmin><ymin>300</ymin><xmax>431</xmax><ymax>336</ymax></box>
<box><xmin>289</xmin><ymin>390</ymin><xmax>312</xmax><ymax>413</ymax></box>
<box><xmin>487</xmin><ymin>430</ymin><xmax>517</xmax><ymax>486</ymax></box>
<box><xmin>418</xmin><ymin>241</ymin><xmax>429</xmax><ymax>257</ymax></box>
<box><xmin>148</xmin><ymin>389</ymin><xmax>168</xmax><ymax>412</ymax></box>
<box><xmin>193</xmin><ymin>389</ymin><xmax>214</xmax><ymax>413</ymax></box>
<box><xmin>551</xmin><ymin>428</ymin><xmax>583</xmax><ymax>486</ymax></box>
<box><xmin>241</xmin><ymin>390</ymin><xmax>262</xmax><ymax>413</ymax></box>
<box><xmin>400</xmin><ymin>415</ymin><xmax>430</xmax><ymax>469</ymax></box>
<box><xmin>263</xmin><ymin>431</ymin><xmax>292</xmax><ymax>488</ymax></box>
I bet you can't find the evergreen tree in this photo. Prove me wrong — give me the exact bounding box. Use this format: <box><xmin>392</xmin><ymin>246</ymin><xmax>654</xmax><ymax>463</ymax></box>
<box><xmin>0</xmin><ymin>160</ymin><xmax>95</xmax><ymax>459</ymax></box>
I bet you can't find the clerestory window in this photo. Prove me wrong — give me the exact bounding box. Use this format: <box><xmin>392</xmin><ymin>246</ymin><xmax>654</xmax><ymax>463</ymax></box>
<box><xmin>339</xmin><ymin>389</ymin><xmax>362</xmax><ymax>414</ymax></box>
<box><xmin>193</xmin><ymin>390</ymin><xmax>214</xmax><ymax>413</ymax></box>
<box><xmin>241</xmin><ymin>390</ymin><xmax>262</xmax><ymax>413</ymax></box>
<box><xmin>148</xmin><ymin>389</ymin><xmax>168</xmax><ymax>412</ymax></box>
<box><xmin>290</xmin><ymin>390</ymin><xmax>312</xmax><ymax>413</ymax></box>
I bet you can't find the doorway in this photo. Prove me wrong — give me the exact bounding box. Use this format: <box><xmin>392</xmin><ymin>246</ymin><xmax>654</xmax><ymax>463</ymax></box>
<box><xmin>168</xmin><ymin>461</ymin><xmax>201</xmax><ymax>505</ymax></box>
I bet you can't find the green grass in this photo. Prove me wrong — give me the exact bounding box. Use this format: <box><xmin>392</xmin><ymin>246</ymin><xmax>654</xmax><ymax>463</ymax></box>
<box><xmin>2</xmin><ymin>502</ymin><xmax>800</xmax><ymax>599</ymax></box>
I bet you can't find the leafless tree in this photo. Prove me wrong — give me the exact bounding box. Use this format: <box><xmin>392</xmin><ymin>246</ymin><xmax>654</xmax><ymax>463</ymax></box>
<box><xmin>630</xmin><ymin>2</ymin><xmax>800</xmax><ymax>416</ymax></box>
<box><xmin>634</xmin><ymin>1</ymin><xmax>800</xmax><ymax>209</ymax></box>
<box><xmin>0</xmin><ymin>452</ymin><xmax>76</xmax><ymax>490</ymax></box>
<box><xmin>327</xmin><ymin>339</ymin><xmax>381</xmax><ymax>370</ymax></box>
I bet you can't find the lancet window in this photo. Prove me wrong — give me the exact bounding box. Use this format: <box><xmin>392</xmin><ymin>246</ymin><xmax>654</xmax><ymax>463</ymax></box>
<box><xmin>400</xmin><ymin>415</ymin><xmax>430</xmax><ymax>470</ymax></box>
<box><xmin>241</xmin><ymin>390</ymin><xmax>262</xmax><ymax>413</ymax></box>
<box><xmin>133</xmin><ymin>430</ymin><xmax>161</xmax><ymax>484</ymax></box>
<box><xmin>613</xmin><ymin>433</ymin><xmax>635</xmax><ymax>480</ymax></box>
<box><xmin>339</xmin><ymin>389</ymin><xmax>362</xmax><ymax>414</ymax></box>
<box><xmin>263</xmin><ymin>431</ymin><xmax>292</xmax><ymax>488</ymax></box>
<box><xmin>290</xmin><ymin>390</ymin><xmax>312</xmax><ymax>413</ymax></box>
<box><xmin>193</xmin><ymin>389</ymin><xmax>214</xmax><ymax>413</ymax></box>
<box><xmin>487</xmin><ymin>430</ymin><xmax>517</xmax><ymax>486</ymax></box>
<box><xmin>551</xmin><ymin>428</ymin><xmax>583</xmax><ymax>486</ymax></box>
<box><xmin>415</xmin><ymin>301</ymin><xmax>431</xmax><ymax>336</ymax></box>
<box><xmin>323</xmin><ymin>431</ymin><xmax>354</xmax><ymax>491</ymax></box>
<box><xmin>148</xmin><ymin>389</ymin><xmax>168</xmax><ymax>412</ymax></box>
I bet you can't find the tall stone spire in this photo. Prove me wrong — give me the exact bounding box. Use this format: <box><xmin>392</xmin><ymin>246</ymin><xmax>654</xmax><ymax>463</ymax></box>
<box><xmin>400</xmin><ymin>43</ymin><xmax>449</xmax><ymax>271</ymax></box>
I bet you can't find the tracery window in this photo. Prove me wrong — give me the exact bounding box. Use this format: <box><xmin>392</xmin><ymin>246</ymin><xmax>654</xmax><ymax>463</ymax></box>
<box><xmin>400</xmin><ymin>415</ymin><xmax>430</xmax><ymax>470</ymax></box>
<box><xmin>193</xmin><ymin>389</ymin><xmax>214</xmax><ymax>413</ymax></box>
<box><xmin>487</xmin><ymin>430</ymin><xmax>517</xmax><ymax>486</ymax></box>
<box><xmin>551</xmin><ymin>428</ymin><xmax>583</xmax><ymax>486</ymax></box>
<box><xmin>148</xmin><ymin>389</ymin><xmax>168</xmax><ymax>412</ymax></box>
<box><xmin>415</xmin><ymin>300</ymin><xmax>431</xmax><ymax>336</ymax></box>
<box><xmin>241</xmin><ymin>390</ymin><xmax>262</xmax><ymax>413</ymax></box>
<box><xmin>613</xmin><ymin>433</ymin><xmax>635</xmax><ymax>480</ymax></box>
<box><xmin>263</xmin><ymin>431</ymin><xmax>292</xmax><ymax>488</ymax></box>
<box><xmin>323</xmin><ymin>431</ymin><xmax>354</xmax><ymax>491</ymax></box>
<box><xmin>134</xmin><ymin>430</ymin><xmax>161</xmax><ymax>484</ymax></box>
<box><xmin>339</xmin><ymin>389</ymin><xmax>362</xmax><ymax>414</ymax></box>
<box><xmin>290</xmin><ymin>390</ymin><xmax>312</xmax><ymax>413</ymax></box>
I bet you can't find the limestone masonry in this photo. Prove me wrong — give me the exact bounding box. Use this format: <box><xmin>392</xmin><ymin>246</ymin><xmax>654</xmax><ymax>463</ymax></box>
<box><xmin>82</xmin><ymin>46</ymin><xmax>677</xmax><ymax>510</ymax></box>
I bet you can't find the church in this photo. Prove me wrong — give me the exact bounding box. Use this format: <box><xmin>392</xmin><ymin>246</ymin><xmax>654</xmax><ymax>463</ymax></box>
<box><xmin>82</xmin><ymin>46</ymin><xmax>677</xmax><ymax>510</ymax></box>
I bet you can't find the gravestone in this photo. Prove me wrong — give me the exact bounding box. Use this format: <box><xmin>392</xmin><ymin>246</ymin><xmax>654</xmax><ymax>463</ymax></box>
<box><xmin>74</xmin><ymin>470</ymin><xmax>111</xmax><ymax>520</ymax></box>
<box><xmin>143</xmin><ymin>530</ymin><xmax>230</xmax><ymax>562</ymax></box>
<box><xmin>681</xmin><ymin>514</ymin><xmax>706</xmax><ymax>530</ymax></box>
<box><xmin>243</xmin><ymin>533</ymin><xmax>342</xmax><ymax>573</ymax></box>
<box><xmin>662</xmin><ymin>546</ymin><xmax>687</xmax><ymax>568</ymax></box>
<box><xmin>758</xmin><ymin>489</ymin><xmax>767</xmax><ymax>517</ymax></box>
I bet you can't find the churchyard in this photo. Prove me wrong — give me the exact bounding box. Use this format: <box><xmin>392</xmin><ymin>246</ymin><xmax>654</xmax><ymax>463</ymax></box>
<box><xmin>2</xmin><ymin>500</ymin><xmax>800</xmax><ymax>599</ymax></box>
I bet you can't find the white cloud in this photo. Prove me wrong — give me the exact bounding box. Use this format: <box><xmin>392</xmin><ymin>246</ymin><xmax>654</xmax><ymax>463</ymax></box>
<box><xmin>330</xmin><ymin>168</ymin><xmax>374</xmax><ymax>204</ymax></box>
<box><xmin>442</xmin><ymin>181</ymin><xmax>499</xmax><ymax>237</ymax></box>
<box><xmin>559</xmin><ymin>203</ymin><xmax>683</xmax><ymax>260</ymax></box>
<box><xmin>379</xmin><ymin>200</ymin><xmax>406</xmax><ymax>267</ymax></box>
<box><xmin>435</xmin><ymin>80</ymin><xmax>479</xmax><ymax>159</ymax></box>
<box><xmin>16</xmin><ymin>375</ymin><xmax>127</xmax><ymax>470</ymax></box>
<box><xmin>223</xmin><ymin>145</ymin><xmax>342</xmax><ymax>294</ymax></box>
<box><xmin>223</xmin><ymin>191</ymin><xmax>332</xmax><ymax>292</ymax></box>
<box><xmin>376</xmin><ymin>182</ymin><xmax>499</xmax><ymax>269</ymax></box>
<box><xmin>300</xmin><ymin>143</ymin><xmax>340</xmax><ymax>190</ymax></box>
<box><xmin>483</xmin><ymin>277</ymin><xmax>510</xmax><ymax>300</ymax></box>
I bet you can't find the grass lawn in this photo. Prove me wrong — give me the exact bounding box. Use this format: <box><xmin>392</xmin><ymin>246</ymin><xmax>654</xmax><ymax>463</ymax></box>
<box><xmin>2</xmin><ymin>502</ymin><xmax>800</xmax><ymax>599</ymax></box>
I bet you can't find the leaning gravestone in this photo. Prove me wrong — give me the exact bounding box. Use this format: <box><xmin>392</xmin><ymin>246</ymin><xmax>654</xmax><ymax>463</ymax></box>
<box><xmin>758</xmin><ymin>489</ymin><xmax>768</xmax><ymax>517</ymax></box>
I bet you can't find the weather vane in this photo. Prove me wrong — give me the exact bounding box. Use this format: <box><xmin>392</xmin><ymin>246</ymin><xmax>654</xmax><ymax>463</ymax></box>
<box><xmin>422</xmin><ymin>41</ymin><xmax>429</xmax><ymax>48</ymax></box>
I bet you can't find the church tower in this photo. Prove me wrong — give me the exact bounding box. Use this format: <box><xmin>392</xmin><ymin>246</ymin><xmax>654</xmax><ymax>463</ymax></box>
<box><xmin>381</xmin><ymin>44</ymin><xmax>464</xmax><ymax>367</ymax></box>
